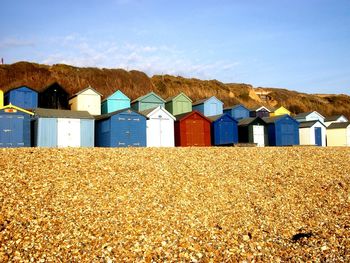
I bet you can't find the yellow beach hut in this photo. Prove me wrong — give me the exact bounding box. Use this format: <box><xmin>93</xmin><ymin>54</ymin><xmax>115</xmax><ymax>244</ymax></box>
<box><xmin>0</xmin><ymin>89</ymin><xmax>3</xmax><ymax>108</ymax></box>
<box><xmin>68</xmin><ymin>86</ymin><xmax>102</xmax><ymax>115</ymax></box>
<box><xmin>326</xmin><ymin>122</ymin><xmax>350</xmax><ymax>146</ymax></box>
<box><xmin>270</xmin><ymin>106</ymin><xmax>291</xmax><ymax>117</ymax></box>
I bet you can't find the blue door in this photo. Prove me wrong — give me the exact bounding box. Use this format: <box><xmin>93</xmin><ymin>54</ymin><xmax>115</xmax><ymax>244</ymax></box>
<box><xmin>314</xmin><ymin>127</ymin><xmax>322</xmax><ymax>146</ymax></box>
<box><xmin>0</xmin><ymin>114</ymin><xmax>24</xmax><ymax>147</ymax></box>
<box><xmin>218</xmin><ymin>121</ymin><xmax>233</xmax><ymax>145</ymax></box>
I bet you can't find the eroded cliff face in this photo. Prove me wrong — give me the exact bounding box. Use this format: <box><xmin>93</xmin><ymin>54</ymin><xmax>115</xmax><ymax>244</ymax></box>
<box><xmin>1</xmin><ymin>61</ymin><xmax>349</xmax><ymax>118</ymax></box>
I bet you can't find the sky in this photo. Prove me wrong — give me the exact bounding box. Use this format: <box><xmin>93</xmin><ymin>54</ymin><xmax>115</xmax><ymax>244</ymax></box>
<box><xmin>1</xmin><ymin>0</ymin><xmax>350</xmax><ymax>94</ymax></box>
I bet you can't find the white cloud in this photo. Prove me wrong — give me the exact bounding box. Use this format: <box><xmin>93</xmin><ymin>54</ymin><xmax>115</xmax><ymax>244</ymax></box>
<box><xmin>0</xmin><ymin>37</ymin><xmax>36</xmax><ymax>48</ymax></box>
<box><xmin>39</xmin><ymin>35</ymin><xmax>239</xmax><ymax>80</ymax></box>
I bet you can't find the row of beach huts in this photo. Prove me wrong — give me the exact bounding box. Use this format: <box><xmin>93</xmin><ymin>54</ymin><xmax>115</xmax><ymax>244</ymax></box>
<box><xmin>0</xmin><ymin>84</ymin><xmax>349</xmax><ymax>148</ymax></box>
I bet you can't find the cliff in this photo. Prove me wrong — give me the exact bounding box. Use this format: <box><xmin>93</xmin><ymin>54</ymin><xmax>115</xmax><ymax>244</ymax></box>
<box><xmin>1</xmin><ymin>61</ymin><xmax>349</xmax><ymax>118</ymax></box>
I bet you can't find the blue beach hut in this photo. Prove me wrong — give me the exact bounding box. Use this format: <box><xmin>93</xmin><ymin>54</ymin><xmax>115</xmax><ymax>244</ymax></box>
<box><xmin>4</xmin><ymin>86</ymin><xmax>38</xmax><ymax>109</ymax></box>
<box><xmin>0</xmin><ymin>104</ymin><xmax>33</xmax><ymax>147</ymax></box>
<box><xmin>263</xmin><ymin>115</ymin><xmax>300</xmax><ymax>146</ymax></box>
<box><xmin>192</xmin><ymin>96</ymin><xmax>223</xmax><ymax>117</ymax></box>
<box><xmin>209</xmin><ymin>113</ymin><xmax>238</xmax><ymax>145</ymax></box>
<box><xmin>223</xmin><ymin>104</ymin><xmax>250</xmax><ymax>120</ymax></box>
<box><xmin>95</xmin><ymin>108</ymin><xmax>147</xmax><ymax>147</ymax></box>
<box><xmin>101</xmin><ymin>90</ymin><xmax>130</xmax><ymax>114</ymax></box>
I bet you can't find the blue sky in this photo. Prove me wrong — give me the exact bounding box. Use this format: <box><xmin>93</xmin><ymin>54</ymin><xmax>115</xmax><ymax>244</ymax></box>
<box><xmin>1</xmin><ymin>0</ymin><xmax>350</xmax><ymax>94</ymax></box>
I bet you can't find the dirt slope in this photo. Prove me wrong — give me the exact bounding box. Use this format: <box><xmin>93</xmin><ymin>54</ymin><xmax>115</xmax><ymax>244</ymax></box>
<box><xmin>1</xmin><ymin>61</ymin><xmax>349</xmax><ymax>118</ymax></box>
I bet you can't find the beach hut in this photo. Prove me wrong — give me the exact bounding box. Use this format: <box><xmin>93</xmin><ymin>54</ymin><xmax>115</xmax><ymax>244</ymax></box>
<box><xmin>295</xmin><ymin>111</ymin><xmax>325</xmax><ymax>123</ymax></box>
<box><xmin>32</xmin><ymin>108</ymin><xmax>94</xmax><ymax>147</ymax></box>
<box><xmin>0</xmin><ymin>104</ymin><xmax>33</xmax><ymax>147</ymax></box>
<box><xmin>95</xmin><ymin>108</ymin><xmax>146</xmax><ymax>147</ymax></box>
<box><xmin>0</xmin><ymin>89</ymin><xmax>3</xmax><ymax>108</ymax></box>
<box><xmin>165</xmin><ymin>92</ymin><xmax>192</xmax><ymax>116</ymax></box>
<box><xmin>131</xmin><ymin>91</ymin><xmax>165</xmax><ymax>112</ymax></box>
<box><xmin>263</xmin><ymin>115</ymin><xmax>299</xmax><ymax>146</ymax></box>
<box><xmin>298</xmin><ymin>120</ymin><xmax>326</xmax><ymax>146</ymax></box>
<box><xmin>192</xmin><ymin>96</ymin><xmax>223</xmax><ymax>117</ymax></box>
<box><xmin>4</xmin><ymin>86</ymin><xmax>38</xmax><ymax>109</ymax></box>
<box><xmin>69</xmin><ymin>86</ymin><xmax>102</xmax><ymax>115</ymax></box>
<box><xmin>326</xmin><ymin>122</ymin><xmax>350</xmax><ymax>146</ymax></box>
<box><xmin>238</xmin><ymin>117</ymin><xmax>266</xmax><ymax>147</ymax></box>
<box><xmin>250</xmin><ymin>106</ymin><xmax>271</xmax><ymax>118</ymax></box>
<box><xmin>39</xmin><ymin>82</ymin><xmax>69</xmax><ymax>109</ymax></box>
<box><xmin>270</xmin><ymin>106</ymin><xmax>291</xmax><ymax>117</ymax></box>
<box><xmin>209</xmin><ymin>114</ymin><xmax>238</xmax><ymax>146</ymax></box>
<box><xmin>324</xmin><ymin>115</ymin><xmax>348</xmax><ymax>127</ymax></box>
<box><xmin>141</xmin><ymin>106</ymin><xmax>175</xmax><ymax>147</ymax></box>
<box><xmin>101</xmin><ymin>90</ymin><xmax>130</xmax><ymax>114</ymax></box>
<box><xmin>174</xmin><ymin>111</ymin><xmax>211</xmax><ymax>147</ymax></box>
<box><xmin>223</xmin><ymin>104</ymin><xmax>250</xmax><ymax>121</ymax></box>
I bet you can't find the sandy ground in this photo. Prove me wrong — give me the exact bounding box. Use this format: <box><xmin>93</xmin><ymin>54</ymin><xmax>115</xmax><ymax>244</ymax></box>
<box><xmin>0</xmin><ymin>147</ymin><xmax>349</xmax><ymax>262</ymax></box>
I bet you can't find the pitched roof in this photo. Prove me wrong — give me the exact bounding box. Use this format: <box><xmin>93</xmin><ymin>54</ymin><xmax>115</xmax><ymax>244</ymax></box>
<box><xmin>207</xmin><ymin>113</ymin><xmax>237</xmax><ymax>122</ymax></box>
<box><xmin>140</xmin><ymin>106</ymin><xmax>175</xmax><ymax>120</ymax></box>
<box><xmin>224</xmin><ymin>104</ymin><xmax>249</xmax><ymax>111</ymax></box>
<box><xmin>263</xmin><ymin>114</ymin><xmax>298</xmax><ymax>124</ymax></box>
<box><xmin>165</xmin><ymin>92</ymin><xmax>192</xmax><ymax>103</ymax></box>
<box><xmin>324</xmin><ymin>115</ymin><xmax>348</xmax><ymax>122</ymax></box>
<box><xmin>174</xmin><ymin>110</ymin><xmax>211</xmax><ymax>122</ymax></box>
<box><xmin>327</xmin><ymin>122</ymin><xmax>350</xmax><ymax>129</ymax></box>
<box><xmin>192</xmin><ymin>98</ymin><xmax>208</xmax><ymax>106</ymax></box>
<box><xmin>69</xmin><ymin>86</ymin><xmax>102</xmax><ymax>99</ymax></box>
<box><xmin>0</xmin><ymin>104</ymin><xmax>34</xmax><ymax>115</ymax></box>
<box><xmin>238</xmin><ymin>117</ymin><xmax>265</xmax><ymax>126</ymax></box>
<box><xmin>131</xmin><ymin>91</ymin><xmax>165</xmax><ymax>104</ymax></box>
<box><xmin>5</xmin><ymin>85</ymin><xmax>38</xmax><ymax>94</ymax></box>
<box><xmin>34</xmin><ymin>108</ymin><xmax>93</xmax><ymax>119</ymax></box>
<box><xmin>95</xmin><ymin>108</ymin><xmax>147</xmax><ymax>121</ymax></box>
<box><xmin>250</xmin><ymin>105</ymin><xmax>271</xmax><ymax>112</ymax></box>
<box><xmin>192</xmin><ymin>96</ymin><xmax>223</xmax><ymax>106</ymax></box>
<box><xmin>102</xmin><ymin>90</ymin><xmax>130</xmax><ymax>103</ymax></box>
<box><xmin>298</xmin><ymin>120</ymin><xmax>322</xmax><ymax>128</ymax></box>
<box><xmin>295</xmin><ymin>111</ymin><xmax>313</xmax><ymax>118</ymax></box>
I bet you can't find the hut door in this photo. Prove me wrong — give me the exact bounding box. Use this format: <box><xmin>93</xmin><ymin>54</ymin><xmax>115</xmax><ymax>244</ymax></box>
<box><xmin>0</xmin><ymin>115</ymin><xmax>24</xmax><ymax>147</ymax></box>
<box><xmin>314</xmin><ymin>127</ymin><xmax>322</xmax><ymax>146</ymax></box>
<box><xmin>253</xmin><ymin>125</ymin><xmax>264</xmax><ymax>147</ymax></box>
<box><xmin>192</xmin><ymin>119</ymin><xmax>205</xmax><ymax>146</ymax></box>
<box><xmin>57</xmin><ymin>118</ymin><xmax>81</xmax><ymax>147</ymax></box>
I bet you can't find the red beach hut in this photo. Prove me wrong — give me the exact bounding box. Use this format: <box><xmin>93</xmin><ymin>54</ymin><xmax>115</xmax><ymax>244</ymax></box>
<box><xmin>174</xmin><ymin>111</ymin><xmax>211</xmax><ymax>146</ymax></box>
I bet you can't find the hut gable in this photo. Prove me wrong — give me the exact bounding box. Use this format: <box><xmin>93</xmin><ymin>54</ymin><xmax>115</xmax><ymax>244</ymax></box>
<box><xmin>249</xmin><ymin>106</ymin><xmax>271</xmax><ymax>118</ymax></box>
<box><xmin>270</xmin><ymin>106</ymin><xmax>291</xmax><ymax>117</ymax></box>
<box><xmin>192</xmin><ymin>96</ymin><xmax>224</xmax><ymax>117</ymax></box>
<box><xmin>131</xmin><ymin>92</ymin><xmax>165</xmax><ymax>112</ymax></box>
<box><xmin>4</xmin><ymin>86</ymin><xmax>38</xmax><ymax>109</ymax></box>
<box><xmin>223</xmin><ymin>104</ymin><xmax>250</xmax><ymax>120</ymax></box>
<box><xmin>69</xmin><ymin>86</ymin><xmax>102</xmax><ymax>115</ymax></box>
<box><xmin>295</xmin><ymin>111</ymin><xmax>325</xmax><ymax>123</ymax></box>
<box><xmin>263</xmin><ymin>115</ymin><xmax>300</xmax><ymax>146</ymax></box>
<box><xmin>32</xmin><ymin>108</ymin><xmax>94</xmax><ymax>147</ymax></box>
<box><xmin>324</xmin><ymin>115</ymin><xmax>348</xmax><ymax>127</ymax></box>
<box><xmin>141</xmin><ymin>106</ymin><xmax>175</xmax><ymax>147</ymax></box>
<box><xmin>101</xmin><ymin>90</ymin><xmax>130</xmax><ymax>114</ymax></box>
<box><xmin>95</xmin><ymin>108</ymin><xmax>147</xmax><ymax>147</ymax></box>
<box><xmin>39</xmin><ymin>82</ymin><xmax>69</xmax><ymax>110</ymax></box>
<box><xmin>0</xmin><ymin>104</ymin><xmax>33</xmax><ymax>147</ymax></box>
<box><xmin>209</xmin><ymin>113</ymin><xmax>238</xmax><ymax>145</ymax></box>
<box><xmin>165</xmin><ymin>92</ymin><xmax>192</xmax><ymax>116</ymax></box>
<box><xmin>174</xmin><ymin>111</ymin><xmax>211</xmax><ymax>146</ymax></box>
